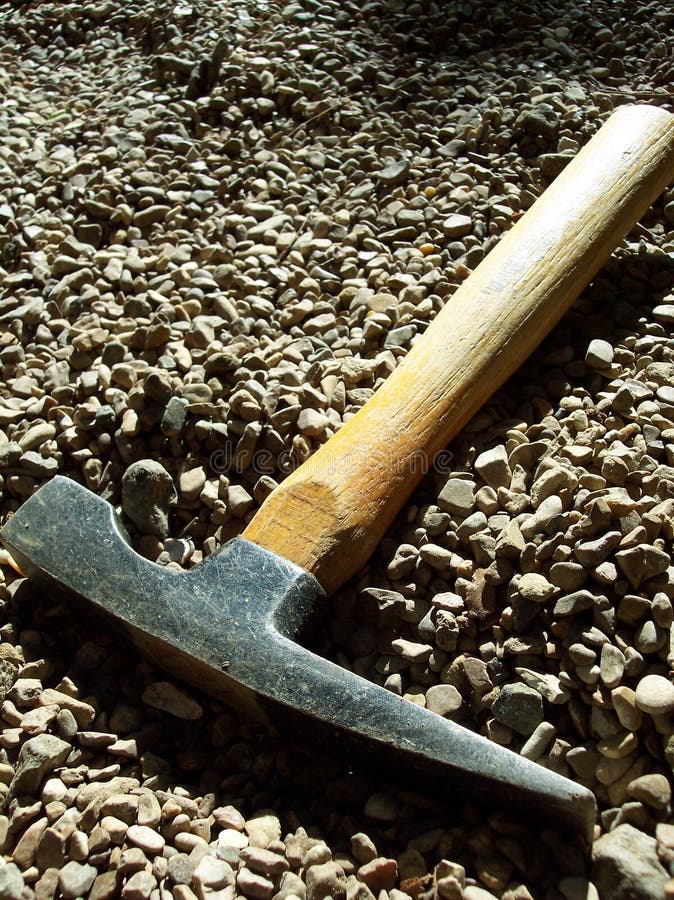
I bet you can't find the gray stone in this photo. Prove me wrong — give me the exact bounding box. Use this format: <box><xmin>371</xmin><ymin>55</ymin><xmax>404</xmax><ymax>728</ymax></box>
<box><xmin>585</xmin><ymin>339</ymin><xmax>614</xmax><ymax>370</ymax></box>
<box><xmin>425</xmin><ymin>684</ymin><xmax>463</xmax><ymax>717</ymax></box>
<box><xmin>306</xmin><ymin>860</ymin><xmax>347</xmax><ymax>900</ymax></box>
<box><xmin>161</xmin><ymin>397</ymin><xmax>189</xmax><ymax>435</ymax></box>
<box><xmin>474</xmin><ymin>445</ymin><xmax>511</xmax><ymax>489</ymax></box>
<box><xmin>9</xmin><ymin>733</ymin><xmax>71</xmax><ymax>798</ymax></box>
<box><xmin>491</xmin><ymin>683</ymin><xmax>544</xmax><ymax>736</ymax></box>
<box><xmin>438</xmin><ymin>478</ymin><xmax>475</xmax><ymax>517</ymax></box>
<box><xmin>441</xmin><ymin>214</ymin><xmax>472</xmax><ymax>238</ymax></box>
<box><xmin>0</xmin><ymin>862</ymin><xmax>24</xmax><ymax>900</ymax></box>
<box><xmin>121</xmin><ymin>459</ymin><xmax>177</xmax><ymax>538</ymax></box>
<box><xmin>58</xmin><ymin>861</ymin><xmax>98</xmax><ymax>899</ymax></box>
<box><xmin>377</xmin><ymin>159</ymin><xmax>410</xmax><ymax>186</ymax></box>
<box><xmin>591</xmin><ymin>824</ymin><xmax>668</xmax><ymax>899</ymax></box>
<box><xmin>142</xmin><ymin>680</ymin><xmax>203</xmax><ymax>720</ymax></box>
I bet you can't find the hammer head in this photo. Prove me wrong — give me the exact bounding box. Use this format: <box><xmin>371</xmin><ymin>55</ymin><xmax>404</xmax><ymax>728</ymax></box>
<box><xmin>1</xmin><ymin>476</ymin><xmax>596</xmax><ymax>838</ymax></box>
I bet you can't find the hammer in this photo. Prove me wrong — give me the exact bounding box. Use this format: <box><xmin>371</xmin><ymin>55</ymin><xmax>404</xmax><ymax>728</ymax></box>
<box><xmin>3</xmin><ymin>105</ymin><xmax>674</xmax><ymax>840</ymax></box>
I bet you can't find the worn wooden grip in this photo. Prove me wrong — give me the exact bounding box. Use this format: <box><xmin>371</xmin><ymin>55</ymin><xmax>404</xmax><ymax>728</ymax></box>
<box><xmin>244</xmin><ymin>104</ymin><xmax>674</xmax><ymax>594</ymax></box>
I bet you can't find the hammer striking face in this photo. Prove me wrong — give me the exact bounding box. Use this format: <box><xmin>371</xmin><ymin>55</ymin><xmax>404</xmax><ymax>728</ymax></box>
<box><xmin>4</xmin><ymin>105</ymin><xmax>674</xmax><ymax>841</ymax></box>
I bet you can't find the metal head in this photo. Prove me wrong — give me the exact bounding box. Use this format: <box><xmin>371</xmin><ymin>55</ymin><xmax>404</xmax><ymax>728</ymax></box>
<box><xmin>1</xmin><ymin>476</ymin><xmax>596</xmax><ymax>838</ymax></box>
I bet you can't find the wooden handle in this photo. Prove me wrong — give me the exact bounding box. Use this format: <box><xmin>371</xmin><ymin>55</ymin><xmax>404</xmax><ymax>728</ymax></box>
<box><xmin>244</xmin><ymin>104</ymin><xmax>674</xmax><ymax>594</ymax></box>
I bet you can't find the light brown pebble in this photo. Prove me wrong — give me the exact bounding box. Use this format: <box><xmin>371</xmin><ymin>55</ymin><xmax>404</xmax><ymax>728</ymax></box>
<box><xmin>245</xmin><ymin>811</ymin><xmax>281</xmax><ymax>847</ymax></box>
<box><xmin>141</xmin><ymin>682</ymin><xmax>203</xmax><ymax>720</ymax></box>
<box><xmin>237</xmin><ymin>866</ymin><xmax>275</xmax><ymax>899</ymax></box>
<box><xmin>351</xmin><ymin>832</ymin><xmax>377</xmax><ymax>864</ymax></box>
<box><xmin>193</xmin><ymin>855</ymin><xmax>235</xmax><ymax>890</ymax></box>
<box><xmin>126</xmin><ymin>823</ymin><xmax>165</xmax><ymax>855</ymax></box>
<box><xmin>121</xmin><ymin>869</ymin><xmax>156</xmax><ymax>900</ymax></box>
<box><xmin>627</xmin><ymin>773</ymin><xmax>672</xmax><ymax>810</ymax></box>
<box><xmin>635</xmin><ymin>674</ymin><xmax>674</xmax><ymax>715</ymax></box>
<box><xmin>305</xmin><ymin>861</ymin><xmax>347</xmax><ymax>900</ymax></box>
<box><xmin>357</xmin><ymin>857</ymin><xmax>398</xmax><ymax>892</ymax></box>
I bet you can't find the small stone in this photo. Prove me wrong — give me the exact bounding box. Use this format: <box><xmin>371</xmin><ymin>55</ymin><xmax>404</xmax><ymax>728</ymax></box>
<box><xmin>126</xmin><ymin>824</ymin><xmax>165</xmax><ymax>855</ymax></box>
<box><xmin>306</xmin><ymin>861</ymin><xmax>347</xmax><ymax>900</ymax></box>
<box><xmin>227</xmin><ymin>483</ymin><xmax>255</xmax><ymax>518</ymax></box>
<box><xmin>58</xmin><ymin>861</ymin><xmax>98</xmax><ymax>899</ymax></box>
<box><xmin>240</xmin><ymin>846</ymin><xmax>289</xmax><ymax>877</ymax></box>
<box><xmin>425</xmin><ymin>684</ymin><xmax>463</xmax><ymax>717</ymax></box>
<box><xmin>635</xmin><ymin>674</ymin><xmax>674</xmax><ymax>715</ymax></box>
<box><xmin>475</xmin><ymin>445</ymin><xmax>511</xmax><ymax>489</ymax></box>
<box><xmin>351</xmin><ymin>833</ymin><xmax>377</xmax><ymax>865</ymax></box>
<box><xmin>9</xmin><ymin>734</ymin><xmax>71</xmax><ymax>798</ymax></box>
<box><xmin>141</xmin><ymin>682</ymin><xmax>203</xmax><ymax>720</ymax></box>
<box><xmin>122</xmin><ymin>460</ymin><xmax>177</xmax><ymax>538</ymax></box>
<box><xmin>585</xmin><ymin>339</ymin><xmax>614</xmax><ymax>370</ymax></box>
<box><xmin>438</xmin><ymin>478</ymin><xmax>475</xmax><ymax>517</ymax></box>
<box><xmin>122</xmin><ymin>870</ymin><xmax>156</xmax><ymax>900</ymax></box>
<box><xmin>236</xmin><ymin>867</ymin><xmax>275</xmax><ymax>899</ymax></box>
<box><xmin>167</xmin><ymin>854</ymin><xmax>195</xmax><ymax>885</ymax></box>
<box><xmin>616</xmin><ymin>544</ymin><xmax>670</xmax><ymax>588</ymax></box>
<box><xmin>600</xmin><ymin>644</ymin><xmax>625</xmax><ymax>689</ymax></box>
<box><xmin>627</xmin><ymin>773</ymin><xmax>672</xmax><ymax>811</ymax></box>
<box><xmin>491</xmin><ymin>683</ymin><xmax>544</xmax><ymax>736</ymax></box>
<box><xmin>517</xmin><ymin>572</ymin><xmax>555</xmax><ymax>604</ymax></box>
<box><xmin>217</xmin><ymin>828</ymin><xmax>249</xmax><ymax>851</ymax></box>
<box><xmin>193</xmin><ymin>855</ymin><xmax>234</xmax><ymax>890</ymax></box>
<box><xmin>377</xmin><ymin>159</ymin><xmax>410</xmax><ymax>186</ymax></box>
<box><xmin>553</xmin><ymin>589</ymin><xmax>594</xmax><ymax>617</ymax></box>
<box><xmin>515</xmin><ymin>668</ymin><xmax>570</xmax><ymax>704</ymax></box>
<box><xmin>179</xmin><ymin>465</ymin><xmax>206</xmax><ymax>502</ymax></box>
<box><xmin>612</xmin><ymin>686</ymin><xmax>643</xmax><ymax>731</ymax></box>
<box><xmin>392</xmin><ymin>638</ymin><xmax>433</xmax><ymax>663</ymax></box>
<box><xmin>297</xmin><ymin>408</ymin><xmax>330</xmax><ymax>437</ymax></box>
<box><xmin>653</xmin><ymin>304</ymin><xmax>674</xmax><ymax>324</ymax></box>
<box><xmin>364</xmin><ymin>793</ymin><xmax>399</xmax><ymax>822</ymax></box>
<box><xmin>0</xmin><ymin>862</ymin><xmax>24</xmax><ymax>900</ymax></box>
<box><xmin>134</xmin><ymin>205</ymin><xmax>170</xmax><ymax>228</ymax></box>
<box><xmin>441</xmin><ymin>214</ymin><xmax>472</xmax><ymax>238</ymax></box>
<box><xmin>520</xmin><ymin>721</ymin><xmax>556</xmax><ymax>761</ymax></box>
<box><xmin>357</xmin><ymin>858</ymin><xmax>398</xmax><ymax>892</ymax></box>
<box><xmin>245</xmin><ymin>811</ymin><xmax>281</xmax><ymax>846</ymax></box>
<box><xmin>592</xmin><ymin>824</ymin><xmax>668</xmax><ymax>899</ymax></box>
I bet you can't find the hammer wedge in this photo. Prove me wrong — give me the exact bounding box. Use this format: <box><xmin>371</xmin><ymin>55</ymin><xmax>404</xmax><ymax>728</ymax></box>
<box><xmin>4</xmin><ymin>104</ymin><xmax>674</xmax><ymax>840</ymax></box>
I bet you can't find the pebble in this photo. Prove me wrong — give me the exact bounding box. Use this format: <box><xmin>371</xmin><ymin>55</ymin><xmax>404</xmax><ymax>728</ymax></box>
<box><xmin>585</xmin><ymin>339</ymin><xmax>614</xmax><ymax>370</ymax></box>
<box><xmin>305</xmin><ymin>861</ymin><xmax>347</xmax><ymax>900</ymax></box>
<box><xmin>58</xmin><ymin>861</ymin><xmax>98</xmax><ymax>899</ymax></box>
<box><xmin>438</xmin><ymin>478</ymin><xmax>476</xmax><ymax>517</ymax></box>
<box><xmin>474</xmin><ymin>445</ymin><xmax>511</xmax><ymax>490</ymax></box>
<box><xmin>635</xmin><ymin>675</ymin><xmax>674</xmax><ymax>715</ymax></box>
<box><xmin>491</xmin><ymin>684</ymin><xmax>544</xmax><ymax>736</ymax></box>
<box><xmin>9</xmin><ymin>734</ymin><xmax>71</xmax><ymax>798</ymax></box>
<box><xmin>141</xmin><ymin>682</ymin><xmax>203</xmax><ymax>720</ymax></box>
<box><xmin>627</xmin><ymin>773</ymin><xmax>672</xmax><ymax>811</ymax></box>
<box><xmin>126</xmin><ymin>824</ymin><xmax>165</xmax><ymax>855</ymax></box>
<box><xmin>425</xmin><ymin>684</ymin><xmax>463</xmax><ymax>718</ymax></box>
<box><xmin>516</xmin><ymin>572</ymin><xmax>555</xmax><ymax>604</ymax></box>
<box><xmin>592</xmin><ymin>824</ymin><xmax>668</xmax><ymax>899</ymax></box>
<box><xmin>121</xmin><ymin>460</ymin><xmax>177</xmax><ymax>539</ymax></box>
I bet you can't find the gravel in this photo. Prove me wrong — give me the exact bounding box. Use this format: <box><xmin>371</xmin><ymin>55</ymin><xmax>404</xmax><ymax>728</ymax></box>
<box><xmin>2</xmin><ymin>0</ymin><xmax>674</xmax><ymax>897</ymax></box>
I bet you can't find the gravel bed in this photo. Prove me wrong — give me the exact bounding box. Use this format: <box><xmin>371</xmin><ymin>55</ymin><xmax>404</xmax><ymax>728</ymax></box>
<box><xmin>2</xmin><ymin>1</ymin><xmax>674</xmax><ymax>898</ymax></box>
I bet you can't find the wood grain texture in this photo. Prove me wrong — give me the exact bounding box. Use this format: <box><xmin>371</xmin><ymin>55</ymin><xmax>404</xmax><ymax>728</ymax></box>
<box><xmin>244</xmin><ymin>104</ymin><xmax>674</xmax><ymax>594</ymax></box>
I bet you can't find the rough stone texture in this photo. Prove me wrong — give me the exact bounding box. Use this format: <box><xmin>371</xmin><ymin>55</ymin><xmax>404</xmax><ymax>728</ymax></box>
<box><xmin>592</xmin><ymin>825</ymin><xmax>669</xmax><ymax>900</ymax></box>
<box><xmin>121</xmin><ymin>459</ymin><xmax>177</xmax><ymax>538</ymax></box>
